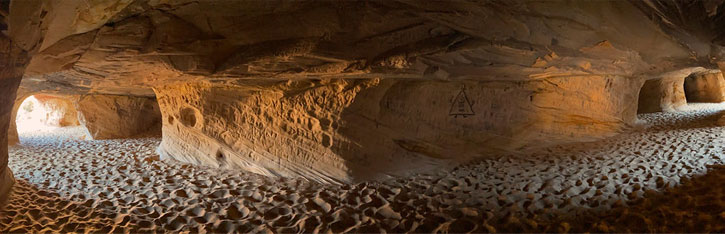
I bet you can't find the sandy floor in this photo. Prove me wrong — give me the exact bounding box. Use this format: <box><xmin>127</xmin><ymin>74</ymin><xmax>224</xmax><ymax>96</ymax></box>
<box><xmin>3</xmin><ymin>104</ymin><xmax>725</xmax><ymax>232</ymax></box>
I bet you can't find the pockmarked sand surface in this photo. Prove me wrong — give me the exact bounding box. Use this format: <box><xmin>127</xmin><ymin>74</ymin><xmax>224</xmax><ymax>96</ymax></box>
<box><xmin>3</xmin><ymin>103</ymin><xmax>725</xmax><ymax>233</ymax></box>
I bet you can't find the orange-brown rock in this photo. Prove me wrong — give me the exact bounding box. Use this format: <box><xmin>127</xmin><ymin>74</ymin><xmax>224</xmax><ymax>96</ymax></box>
<box><xmin>6</xmin><ymin>98</ymin><xmax>23</xmax><ymax>146</ymax></box>
<box><xmin>0</xmin><ymin>37</ymin><xmax>31</xmax><ymax>206</ymax></box>
<box><xmin>684</xmin><ymin>72</ymin><xmax>725</xmax><ymax>103</ymax></box>
<box><xmin>6</xmin><ymin>0</ymin><xmax>725</xmax><ymax>200</ymax></box>
<box><xmin>155</xmin><ymin>76</ymin><xmax>642</xmax><ymax>182</ymax></box>
<box><xmin>76</xmin><ymin>95</ymin><xmax>161</xmax><ymax>140</ymax></box>
<box><xmin>638</xmin><ymin>77</ymin><xmax>688</xmax><ymax>114</ymax></box>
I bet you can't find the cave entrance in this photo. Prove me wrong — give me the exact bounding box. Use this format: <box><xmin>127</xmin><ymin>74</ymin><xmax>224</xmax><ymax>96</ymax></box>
<box><xmin>637</xmin><ymin>79</ymin><xmax>660</xmax><ymax>114</ymax></box>
<box><xmin>15</xmin><ymin>95</ymin><xmax>86</xmax><ymax>141</ymax></box>
<box><xmin>683</xmin><ymin>72</ymin><xmax>725</xmax><ymax>104</ymax></box>
<box><xmin>636</xmin><ymin>73</ymin><xmax>724</xmax><ymax>114</ymax></box>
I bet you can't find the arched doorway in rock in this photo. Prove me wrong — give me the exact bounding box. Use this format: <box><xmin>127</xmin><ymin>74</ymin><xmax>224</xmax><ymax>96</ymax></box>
<box><xmin>74</xmin><ymin>94</ymin><xmax>163</xmax><ymax>140</ymax></box>
<box><xmin>637</xmin><ymin>77</ymin><xmax>688</xmax><ymax>114</ymax></box>
<box><xmin>10</xmin><ymin>94</ymin><xmax>165</xmax><ymax>144</ymax></box>
<box><xmin>14</xmin><ymin>94</ymin><xmax>86</xmax><ymax>142</ymax></box>
<box><xmin>683</xmin><ymin>72</ymin><xmax>725</xmax><ymax>104</ymax></box>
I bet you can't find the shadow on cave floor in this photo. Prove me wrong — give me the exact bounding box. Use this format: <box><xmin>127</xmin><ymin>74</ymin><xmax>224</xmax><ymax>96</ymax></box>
<box><xmin>0</xmin><ymin>179</ymin><xmax>153</xmax><ymax>233</ymax></box>
<box><xmin>3</xmin><ymin>103</ymin><xmax>725</xmax><ymax>232</ymax></box>
<box><xmin>542</xmin><ymin>165</ymin><xmax>725</xmax><ymax>233</ymax></box>
<box><xmin>436</xmin><ymin>101</ymin><xmax>725</xmax><ymax>232</ymax></box>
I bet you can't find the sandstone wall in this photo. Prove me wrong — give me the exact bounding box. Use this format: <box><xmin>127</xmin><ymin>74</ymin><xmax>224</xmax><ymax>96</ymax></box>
<box><xmin>0</xmin><ymin>39</ymin><xmax>30</xmax><ymax>206</ymax></box>
<box><xmin>155</xmin><ymin>76</ymin><xmax>642</xmax><ymax>182</ymax></box>
<box><xmin>638</xmin><ymin>77</ymin><xmax>688</xmax><ymax>113</ymax></box>
<box><xmin>76</xmin><ymin>95</ymin><xmax>161</xmax><ymax>140</ymax></box>
<box><xmin>684</xmin><ymin>72</ymin><xmax>725</xmax><ymax>103</ymax></box>
<box><xmin>0</xmin><ymin>78</ymin><xmax>21</xmax><ymax>206</ymax></box>
<box><xmin>7</xmin><ymin>99</ymin><xmax>22</xmax><ymax>146</ymax></box>
<box><xmin>5</xmin><ymin>0</ymin><xmax>725</xmax><ymax>203</ymax></box>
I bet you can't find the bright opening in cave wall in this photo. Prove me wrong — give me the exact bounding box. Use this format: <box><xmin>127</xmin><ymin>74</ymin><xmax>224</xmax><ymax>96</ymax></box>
<box><xmin>15</xmin><ymin>95</ymin><xmax>83</xmax><ymax>139</ymax></box>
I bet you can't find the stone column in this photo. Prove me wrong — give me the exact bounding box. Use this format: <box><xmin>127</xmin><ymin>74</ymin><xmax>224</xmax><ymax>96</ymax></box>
<box><xmin>8</xmin><ymin>90</ymin><xmax>31</xmax><ymax>145</ymax></box>
<box><xmin>0</xmin><ymin>38</ymin><xmax>29</xmax><ymax>206</ymax></box>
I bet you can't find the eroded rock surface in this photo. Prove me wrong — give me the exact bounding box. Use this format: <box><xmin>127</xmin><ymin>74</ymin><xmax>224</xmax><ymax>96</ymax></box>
<box><xmin>154</xmin><ymin>76</ymin><xmax>641</xmax><ymax>182</ymax></box>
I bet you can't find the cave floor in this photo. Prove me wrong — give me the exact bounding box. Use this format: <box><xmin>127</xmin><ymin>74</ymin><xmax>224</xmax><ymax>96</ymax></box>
<box><xmin>3</xmin><ymin>104</ymin><xmax>725</xmax><ymax>233</ymax></box>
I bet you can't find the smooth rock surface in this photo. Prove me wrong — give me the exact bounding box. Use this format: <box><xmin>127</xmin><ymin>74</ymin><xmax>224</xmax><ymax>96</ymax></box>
<box><xmin>638</xmin><ymin>76</ymin><xmax>688</xmax><ymax>114</ymax></box>
<box><xmin>0</xmin><ymin>34</ymin><xmax>31</xmax><ymax>207</ymax></box>
<box><xmin>76</xmin><ymin>94</ymin><xmax>161</xmax><ymax>140</ymax></box>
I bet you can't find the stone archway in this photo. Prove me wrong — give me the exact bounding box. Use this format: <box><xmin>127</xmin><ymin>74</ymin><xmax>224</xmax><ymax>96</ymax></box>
<box><xmin>75</xmin><ymin>94</ymin><xmax>162</xmax><ymax>140</ymax></box>
<box><xmin>14</xmin><ymin>94</ymin><xmax>80</xmax><ymax>135</ymax></box>
<box><xmin>637</xmin><ymin>76</ymin><xmax>687</xmax><ymax>114</ymax></box>
<box><xmin>683</xmin><ymin>72</ymin><xmax>725</xmax><ymax>103</ymax></box>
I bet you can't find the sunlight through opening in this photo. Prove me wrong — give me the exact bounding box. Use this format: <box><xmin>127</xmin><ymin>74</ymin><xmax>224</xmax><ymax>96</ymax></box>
<box><xmin>15</xmin><ymin>95</ymin><xmax>84</xmax><ymax>139</ymax></box>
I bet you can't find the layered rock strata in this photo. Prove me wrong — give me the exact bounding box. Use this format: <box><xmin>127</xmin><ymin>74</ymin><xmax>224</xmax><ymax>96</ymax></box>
<box><xmin>155</xmin><ymin>76</ymin><xmax>642</xmax><ymax>182</ymax></box>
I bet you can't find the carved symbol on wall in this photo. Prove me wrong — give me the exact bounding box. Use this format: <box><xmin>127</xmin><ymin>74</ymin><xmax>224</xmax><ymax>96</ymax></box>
<box><xmin>449</xmin><ymin>87</ymin><xmax>475</xmax><ymax>118</ymax></box>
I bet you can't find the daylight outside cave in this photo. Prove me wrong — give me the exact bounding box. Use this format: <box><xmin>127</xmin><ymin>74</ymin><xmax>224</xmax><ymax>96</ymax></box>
<box><xmin>3</xmin><ymin>1</ymin><xmax>725</xmax><ymax>233</ymax></box>
<box><xmin>14</xmin><ymin>95</ymin><xmax>84</xmax><ymax>139</ymax></box>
